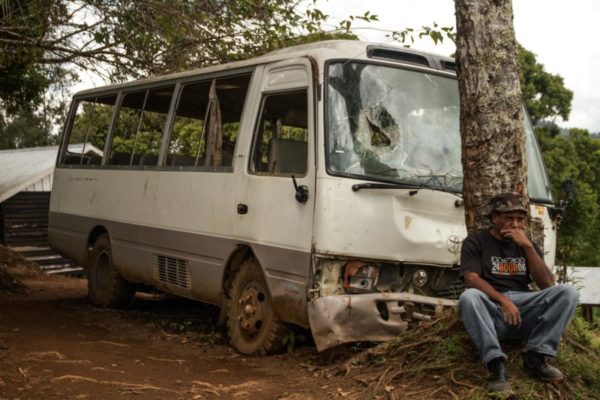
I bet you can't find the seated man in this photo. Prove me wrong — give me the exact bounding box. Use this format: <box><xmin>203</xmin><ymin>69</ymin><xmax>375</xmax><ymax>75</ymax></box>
<box><xmin>459</xmin><ymin>192</ymin><xmax>579</xmax><ymax>395</ymax></box>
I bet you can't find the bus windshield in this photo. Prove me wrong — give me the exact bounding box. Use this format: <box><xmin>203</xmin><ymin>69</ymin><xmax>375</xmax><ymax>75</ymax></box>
<box><xmin>326</xmin><ymin>61</ymin><xmax>553</xmax><ymax>202</ymax></box>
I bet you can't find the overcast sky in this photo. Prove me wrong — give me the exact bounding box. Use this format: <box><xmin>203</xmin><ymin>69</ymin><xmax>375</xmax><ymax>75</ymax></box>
<box><xmin>317</xmin><ymin>0</ymin><xmax>600</xmax><ymax>133</ymax></box>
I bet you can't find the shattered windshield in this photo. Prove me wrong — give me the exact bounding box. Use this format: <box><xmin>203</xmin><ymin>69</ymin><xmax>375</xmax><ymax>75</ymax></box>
<box><xmin>326</xmin><ymin>61</ymin><xmax>553</xmax><ymax>201</ymax></box>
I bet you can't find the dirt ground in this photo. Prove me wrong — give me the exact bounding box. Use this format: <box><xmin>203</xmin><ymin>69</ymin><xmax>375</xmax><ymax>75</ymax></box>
<box><xmin>0</xmin><ymin>271</ymin><xmax>363</xmax><ymax>400</ymax></box>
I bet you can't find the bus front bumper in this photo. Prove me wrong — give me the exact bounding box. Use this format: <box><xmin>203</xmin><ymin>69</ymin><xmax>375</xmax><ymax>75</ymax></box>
<box><xmin>307</xmin><ymin>292</ymin><xmax>458</xmax><ymax>351</ymax></box>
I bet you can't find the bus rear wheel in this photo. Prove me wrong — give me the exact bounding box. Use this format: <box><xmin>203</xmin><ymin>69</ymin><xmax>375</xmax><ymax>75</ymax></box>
<box><xmin>227</xmin><ymin>258</ymin><xmax>287</xmax><ymax>355</ymax></box>
<box><xmin>88</xmin><ymin>234</ymin><xmax>134</xmax><ymax>308</ymax></box>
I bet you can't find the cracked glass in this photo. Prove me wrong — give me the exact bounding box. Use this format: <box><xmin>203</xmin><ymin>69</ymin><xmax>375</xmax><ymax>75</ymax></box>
<box><xmin>326</xmin><ymin>61</ymin><xmax>552</xmax><ymax>201</ymax></box>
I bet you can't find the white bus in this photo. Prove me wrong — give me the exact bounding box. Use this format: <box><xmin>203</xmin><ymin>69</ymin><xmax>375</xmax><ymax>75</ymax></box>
<box><xmin>49</xmin><ymin>40</ymin><xmax>557</xmax><ymax>354</ymax></box>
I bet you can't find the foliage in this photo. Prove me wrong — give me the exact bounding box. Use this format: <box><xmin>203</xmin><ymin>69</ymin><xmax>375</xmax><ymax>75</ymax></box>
<box><xmin>68</xmin><ymin>99</ymin><xmax>114</xmax><ymax>151</ymax></box>
<box><xmin>535</xmin><ymin>125</ymin><xmax>600</xmax><ymax>265</ymax></box>
<box><xmin>0</xmin><ymin>0</ymin><xmax>74</xmax><ymax>142</ymax></box>
<box><xmin>0</xmin><ymin>0</ymin><xmax>376</xmax><ymax>106</ymax></box>
<box><xmin>0</xmin><ymin>0</ymin><xmax>68</xmax><ymax>115</ymax></box>
<box><xmin>168</xmin><ymin>119</ymin><xmax>205</xmax><ymax>157</ymax></box>
<box><xmin>0</xmin><ymin>108</ymin><xmax>58</xmax><ymax>148</ymax></box>
<box><xmin>329</xmin><ymin>311</ymin><xmax>600</xmax><ymax>399</ymax></box>
<box><xmin>519</xmin><ymin>45</ymin><xmax>573</xmax><ymax>124</ymax></box>
<box><xmin>391</xmin><ymin>22</ymin><xmax>456</xmax><ymax>46</ymax></box>
<box><xmin>0</xmin><ymin>0</ymin><xmax>378</xmax><ymax>148</ymax></box>
<box><xmin>556</xmin><ymin>316</ymin><xmax>600</xmax><ymax>398</ymax></box>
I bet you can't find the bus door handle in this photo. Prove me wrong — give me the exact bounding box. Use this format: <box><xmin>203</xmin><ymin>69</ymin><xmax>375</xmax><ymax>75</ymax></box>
<box><xmin>237</xmin><ymin>203</ymin><xmax>248</xmax><ymax>215</ymax></box>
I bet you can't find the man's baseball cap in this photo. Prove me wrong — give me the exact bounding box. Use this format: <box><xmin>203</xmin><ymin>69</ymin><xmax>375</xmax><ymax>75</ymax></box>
<box><xmin>490</xmin><ymin>192</ymin><xmax>528</xmax><ymax>214</ymax></box>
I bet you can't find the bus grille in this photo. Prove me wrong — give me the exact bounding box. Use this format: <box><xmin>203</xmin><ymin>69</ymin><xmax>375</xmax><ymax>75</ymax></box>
<box><xmin>154</xmin><ymin>255</ymin><xmax>190</xmax><ymax>289</ymax></box>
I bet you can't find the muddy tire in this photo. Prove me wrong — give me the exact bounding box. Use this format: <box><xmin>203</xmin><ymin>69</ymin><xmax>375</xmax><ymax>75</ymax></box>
<box><xmin>88</xmin><ymin>234</ymin><xmax>135</xmax><ymax>308</ymax></box>
<box><xmin>227</xmin><ymin>258</ymin><xmax>287</xmax><ymax>355</ymax></box>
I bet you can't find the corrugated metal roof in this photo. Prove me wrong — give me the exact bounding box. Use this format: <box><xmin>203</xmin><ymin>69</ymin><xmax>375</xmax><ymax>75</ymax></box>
<box><xmin>567</xmin><ymin>266</ymin><xmax>600</xmax><ymax>305</ymax></box>
<box><xmin>0</xmin><ymin>145</ymin><xmax>58</xmax><ymax>202</ymax></box>
<box><xmin>0</xmin><ymin>144</ymin><xmax>99</xmax><ymax>202</ymax></box>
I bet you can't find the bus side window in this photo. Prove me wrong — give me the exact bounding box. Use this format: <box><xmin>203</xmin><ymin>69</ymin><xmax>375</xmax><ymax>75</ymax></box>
<box><xmin>136</xmin><ymin>87</ymin><xmax>174</xmax><ymax>166</ymax></box>
<box><xmin>211</xmin><ymin>74</ymin><xmax>251</xmax><ymax>168</ymax></box>
<box><xmin>108</xmin><ymin>91</ymin><xmax>145</xmax><ymax>166</ymax></box>
<box><xmin>61</xmin><ymin>95</ymin><xmax>116</xmax><ymax>166</ymax></box>
<box><xmin>251</xmin><ymin>91</ymin><xmax>308</xmax><ymax>175</ymax></box>
<box><xmin>108</xmin><ymin>87</ymin><xmax>174</xmax><ymax>166</ymax></box>
<box><xmin>166</xmin><ymin>74</ymin><xmax>250</xmax><ymax>169</ymax></box>
<box><xmin>167</xmin><ymin>81</ymin><xmax>211</xmax><ymax>167</ymax></box>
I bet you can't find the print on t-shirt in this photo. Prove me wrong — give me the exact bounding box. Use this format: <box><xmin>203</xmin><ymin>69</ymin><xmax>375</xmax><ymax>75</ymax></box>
<box><xmin>491</xmin><ymin>256</ymin><xmax>527</xmax><ymax>276</ymax></box>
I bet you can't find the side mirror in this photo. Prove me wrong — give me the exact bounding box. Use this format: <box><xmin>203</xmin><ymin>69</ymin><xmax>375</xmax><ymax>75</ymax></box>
<box><xmin>291</xmin><ymin>175</ymin><xmax>309</xmax><ymax>204</ymax></box>
<box><xmin>549</xmin><ymin>179</ymin><xmax>576</xmax><ymax>221</ymax></box>
<box><xmin>559</xmin><ymin>179</ymin><xmax>576</xmax><ymax>207</ymax></box>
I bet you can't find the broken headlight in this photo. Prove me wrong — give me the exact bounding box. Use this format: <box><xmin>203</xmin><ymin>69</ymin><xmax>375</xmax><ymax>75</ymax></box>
<box><xmin>312</xmin><ymin>257</ymin><xmax>463</xmax><ymax>299</ymax></box>
<box><xmin>343</xmin><ymin>261</ymin><xmax>379</xmax><ymax>293</ymax></box>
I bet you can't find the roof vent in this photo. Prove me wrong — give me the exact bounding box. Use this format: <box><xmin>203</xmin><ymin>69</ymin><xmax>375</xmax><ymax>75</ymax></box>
<box><xmin>441</xmin><ymin>61</ymin><xmax>456</xmax><ymax>72</ymax></box>
<box><xmin>367</xmin><ymin>47</ymin><xmax>430</xmax><ymax>67</ymax></box>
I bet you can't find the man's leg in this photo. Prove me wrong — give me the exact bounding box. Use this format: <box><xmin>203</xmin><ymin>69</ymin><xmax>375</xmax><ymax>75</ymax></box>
<box><xmin>459</xmin><ymin>288</ymin><xmax>510</xmax><ymax>395</ymax></box>
<box><xmin>507</xmin><ymin>284</ymin><xmax>579</xmax><ymax>356</ymax></box>
<box><xmin>458</xmin><ymin>288</ymin><xmax>505</xmax><ymax>364</ymax></box>
<box><xmin>506</xmin><ymin>284</ymin><xmax>579</xmax><ymax>381</ymax></box>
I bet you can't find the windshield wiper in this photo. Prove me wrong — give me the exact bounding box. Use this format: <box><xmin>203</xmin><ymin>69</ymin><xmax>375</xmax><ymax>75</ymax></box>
<box><xmin>351</xmin><ymin>181</ymin><xmax>462</xmax><ymax>199</ymax></box>
<box><xmin>352</xmin><ymin>182</ymin><xmax>427</xmax><ymax>192</ymax></box>
<box><xmin>529</xmin><ymin>197</ymin><xmax>554</xmax><ymax>206</ymax></box>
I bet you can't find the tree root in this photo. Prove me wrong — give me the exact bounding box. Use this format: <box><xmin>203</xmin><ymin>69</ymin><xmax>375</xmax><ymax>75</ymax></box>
<box><xmin>382</xmin><ymin>363</ymin><xmax>452</xmax><ymax>387</ymax></box>
<box><xmin>449</xmin><ymin>368</ymin><xmax>478</xmax><ymax>389</ymax></box>
<box><xmin>146</xmin><ymin>356</ymin><xmax>186</xmax><ymax>364</ymax></box>
<box><xmin>52</xmin><ymin>375</ymin><xmax>181</xmax><ymax>394</ymax></box>
<box><xmin>26</xmin><ymin>351</ymin><xmax>66</xmax><ymax>360</ymax></box>
<box><xmin>81</xmin><ymin>340</ymin><xmax>130</xmax><ymax>347</ymax></box>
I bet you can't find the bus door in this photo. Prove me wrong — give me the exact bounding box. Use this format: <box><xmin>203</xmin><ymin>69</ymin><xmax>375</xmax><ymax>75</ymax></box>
<box><xmin>234</xmin><ymin>58</ymin><xmax>316</xmax><ymax>325</ymax></box>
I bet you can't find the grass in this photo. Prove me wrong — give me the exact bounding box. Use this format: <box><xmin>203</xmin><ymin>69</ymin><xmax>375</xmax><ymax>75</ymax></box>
<box><xmin>330</xmin><ymin>309</ymin><xmax>600</xmax><ymax>399</ymax></box>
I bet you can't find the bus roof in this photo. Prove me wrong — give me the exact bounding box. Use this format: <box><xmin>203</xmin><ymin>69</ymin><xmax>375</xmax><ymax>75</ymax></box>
<box><xmin>74</xmin><ymin>40</ymin><xmax>456</xmax><ymax>97</ymax></box>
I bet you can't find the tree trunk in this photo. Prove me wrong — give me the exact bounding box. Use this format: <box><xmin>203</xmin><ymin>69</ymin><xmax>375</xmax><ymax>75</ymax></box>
<box><xmin>454</xmin><ymin>0</ymin><xmax>528</xmax><ymax>234</ymax></box>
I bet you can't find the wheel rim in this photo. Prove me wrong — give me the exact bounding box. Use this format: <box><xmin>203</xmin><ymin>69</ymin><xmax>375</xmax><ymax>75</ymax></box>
<box><xmin>93</xmin><ymin>250</ymin><xmax>111</xmax><ymax>292</ymax></box>
<box><xmin>237</xmin><ymin>280</ymin><xmax>269</xmax><ymax>339</ymax></box>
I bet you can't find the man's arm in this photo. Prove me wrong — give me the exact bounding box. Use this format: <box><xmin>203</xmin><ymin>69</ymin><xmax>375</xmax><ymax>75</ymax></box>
<box><xmin>501</xmin><ymin>228</ymin><xmax>555</xmax><ymax>289</ymax></box>
<box><xmin>464</xmin><ymin>272</ymin><xmax>522</xmax><ymax>326</ymax></box>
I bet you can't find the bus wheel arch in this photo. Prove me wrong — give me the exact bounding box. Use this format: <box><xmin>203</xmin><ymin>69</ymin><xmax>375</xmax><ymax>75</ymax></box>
<box><xmin>225</xmin><ymin>255</ymin><xmax>288</xmax><ymax>355</ymax></box>
<box><xmin>221</xmin><ymin>246</ymin><xmax>254</xmax><ymax>302</ymax></box>
<box><xmin>87</xmin><ymin>226</ymin><xmax>108</xmax><ymax>265</ymax></box>
<box><xmin>87</xmin><ymin>233</ymin><xmax>135</xmax><ymax>308</ymax></box>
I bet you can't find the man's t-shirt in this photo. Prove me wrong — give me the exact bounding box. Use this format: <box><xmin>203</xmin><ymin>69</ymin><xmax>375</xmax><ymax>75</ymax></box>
<box><xmin>460</xmin><ymin>229</ymin><xmax>543</xmax><ymax>292</ymax></box>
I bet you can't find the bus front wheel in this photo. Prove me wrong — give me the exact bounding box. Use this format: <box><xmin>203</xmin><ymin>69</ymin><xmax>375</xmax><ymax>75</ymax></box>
<box><xmin>227</xmin><ymin>258</ymin><xmax>287</xmax><ymax>355</ymax></box>
<box><xmin>88</xmin><ymin>234</ymin><xmax>135</xmax><ymax>308</ymax></box>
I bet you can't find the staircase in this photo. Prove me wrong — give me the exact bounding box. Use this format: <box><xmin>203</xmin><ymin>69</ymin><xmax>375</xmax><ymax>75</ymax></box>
<box><xmin>13</xmin><ymin>246</ymin><xmax>83</xmax><ymax>276</ymax></box>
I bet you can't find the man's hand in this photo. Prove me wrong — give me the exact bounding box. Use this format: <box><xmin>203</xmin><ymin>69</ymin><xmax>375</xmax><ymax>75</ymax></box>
<box><xmin>499</xmin><ymin>295</ymin><xmax>521</xmax><ymax>327</ymax></box>
<box><xmin>464</xmin><ymin>272</ymin><xmax>523</xmax><ymax>327</ymax></box>
<box><xmin>500</xmin><ymin>228</ymin><xmax>532</xmax><ymax>248</ymax></box>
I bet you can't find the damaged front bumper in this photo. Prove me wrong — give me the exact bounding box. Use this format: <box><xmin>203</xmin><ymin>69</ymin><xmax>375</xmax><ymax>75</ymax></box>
<box><xmin>307</xmin><ymin>292</ymin><xmax>458</xmax><ymax>351</ymax></box>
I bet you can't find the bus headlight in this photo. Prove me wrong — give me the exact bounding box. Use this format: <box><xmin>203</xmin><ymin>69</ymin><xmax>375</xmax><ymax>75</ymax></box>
<box><xmin>412</xmin><ymin>269</ymin><xmax>428</xmax><ymax>287</ymax></box>
<box><xmin>343</xmin><ymin>261</ymin><xmax>379</xmax><ymax>293</ymax></box>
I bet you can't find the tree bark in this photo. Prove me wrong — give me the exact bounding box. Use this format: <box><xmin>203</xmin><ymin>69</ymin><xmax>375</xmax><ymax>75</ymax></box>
<box><xmin>454</xmin><ymin>0</ymin><xmax>528</xmax><ymax>234</ymax></box>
